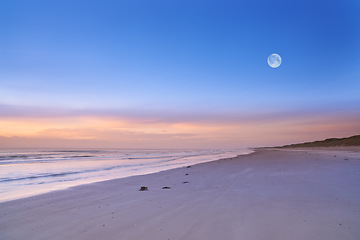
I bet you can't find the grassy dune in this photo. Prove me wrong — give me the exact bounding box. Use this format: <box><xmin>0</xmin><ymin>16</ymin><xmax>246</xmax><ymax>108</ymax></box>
<box><xmin>278</xmin><ymin>135</ymin><xmax>360</xmax><ymax>148</ymax></box>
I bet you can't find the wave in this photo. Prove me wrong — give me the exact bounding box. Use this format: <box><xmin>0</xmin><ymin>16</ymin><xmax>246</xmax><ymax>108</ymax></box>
<box><xmin>0</xmin><ymin>151</ymin><xmax>228</xmax><ymax>184</ymax></box>
<box><xmin>0</xmin><ymin>155</ymin><xmax>182</xmax><ymax>183</ymax></box>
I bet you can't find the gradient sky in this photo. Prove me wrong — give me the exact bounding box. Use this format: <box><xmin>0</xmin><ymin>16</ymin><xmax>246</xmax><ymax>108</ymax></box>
<box><xmin>0</xmin><ymin>0</ymin><xmax>359</xmax><ymax>148</ymax></box>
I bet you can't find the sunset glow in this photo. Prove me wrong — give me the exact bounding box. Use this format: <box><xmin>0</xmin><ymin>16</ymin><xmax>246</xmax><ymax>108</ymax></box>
<box><xmin>1</xmin><ymin>106</ymin><xmax>359</xmax><ymax>148</ymax></box>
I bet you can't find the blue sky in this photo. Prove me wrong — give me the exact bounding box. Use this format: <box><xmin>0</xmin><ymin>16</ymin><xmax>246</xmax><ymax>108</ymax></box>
<box><xmin>0</xmin><ymin>0</ymin><xmax>359</xmax><ymax>148</ymax></box>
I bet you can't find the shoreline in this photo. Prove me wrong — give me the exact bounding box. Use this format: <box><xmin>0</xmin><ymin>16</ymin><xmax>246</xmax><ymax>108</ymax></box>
<box><xmin>1</xmin><ymin>147</ymin><xmax>360</xmax><ymax>240</ymax></box>
<box><xmin>0</xmin><ymin>148</ymin><xmax>253</xmax><ymax>203</ymax></box>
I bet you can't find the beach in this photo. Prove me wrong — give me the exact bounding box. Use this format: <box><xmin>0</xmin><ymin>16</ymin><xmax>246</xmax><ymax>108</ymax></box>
<box><xmin>1</xmin><ymin>148</ymin><xmax>360</xmax><ymax>240</ymax></box>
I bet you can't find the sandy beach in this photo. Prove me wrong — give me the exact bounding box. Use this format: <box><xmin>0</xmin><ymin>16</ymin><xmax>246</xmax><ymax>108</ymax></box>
<box><xmin>1</xmin><ymin>148</ymin><xmax>360</xmax><ymax>240</ymax></box>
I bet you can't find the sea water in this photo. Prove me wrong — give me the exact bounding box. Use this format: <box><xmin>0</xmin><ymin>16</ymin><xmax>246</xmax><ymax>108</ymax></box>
<box><xmin>0</xmin><ymin>148</ymin><xmax>252</xmax><ymax>202</ymax></box>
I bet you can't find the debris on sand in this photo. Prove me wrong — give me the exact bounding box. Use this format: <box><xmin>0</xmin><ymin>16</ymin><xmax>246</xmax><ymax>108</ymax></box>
<box><xmin>162</xmin><ymin>187</ymin><xmax>171</xmax><ymax>189</ymax></box>
<box><xmin>139</xmin><ymin>186</ymin><xmax>148</xmax><ymax>191</ymax></box>
<box><xmin>183</xmin><ymin>181</ymin><xmax>189</xmax><ymax>184</ymax></box>
<box><xmin>186</xmin><ymin>166</ymin><xmax>191</xmax><ymax>168</ymax></box>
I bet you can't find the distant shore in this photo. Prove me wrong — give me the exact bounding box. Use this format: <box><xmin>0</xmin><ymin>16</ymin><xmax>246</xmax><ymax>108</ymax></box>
<box><xmin>275</xmin><ymin>135</ymin><xmax>360</xmax><ymax>148</ymax></box>
<box><xmin>1</xmin><ymin>147</ymin><xmax>360</xmax><ymax>240</ymax></box>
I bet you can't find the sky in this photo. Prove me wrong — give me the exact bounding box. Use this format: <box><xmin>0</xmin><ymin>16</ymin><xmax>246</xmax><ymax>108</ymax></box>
<box><xmin>0</xmin><ymin>0</ymin><xmax>359</xmax><ymax>148</ymax></box>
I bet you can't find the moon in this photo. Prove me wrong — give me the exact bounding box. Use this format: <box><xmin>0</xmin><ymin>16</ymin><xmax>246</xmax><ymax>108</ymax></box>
<box><xmin>268</xmin><ymin>53</ymin><xmax>282</xmax><ymax>68</ymax></box>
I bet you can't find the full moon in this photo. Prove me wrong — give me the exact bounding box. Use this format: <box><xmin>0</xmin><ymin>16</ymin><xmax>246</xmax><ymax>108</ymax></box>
<box><xmin>268</xmin><ymin>53</ymin><xmax>282</xmax><ymax>68</ymax></box>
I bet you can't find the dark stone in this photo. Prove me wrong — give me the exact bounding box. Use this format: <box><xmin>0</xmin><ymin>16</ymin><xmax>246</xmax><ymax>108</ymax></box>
<box><xmin>139</xmin><ymin>186</ymin><xmax>148</xmax><ymax>191</ymax></box>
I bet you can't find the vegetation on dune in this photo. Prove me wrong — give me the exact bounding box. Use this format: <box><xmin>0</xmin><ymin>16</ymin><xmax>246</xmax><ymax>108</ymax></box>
<box><xmin>278</xmin><ymin>135</ymin><xmax>360</xmax><ymax>148</ymax></box>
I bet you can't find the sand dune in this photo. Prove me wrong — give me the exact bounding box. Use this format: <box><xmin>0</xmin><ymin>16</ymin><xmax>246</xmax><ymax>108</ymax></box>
<box><xmin>278</xmin><ymin>134</ymin><xmax>360</xmax><ymax>148</ymax></box>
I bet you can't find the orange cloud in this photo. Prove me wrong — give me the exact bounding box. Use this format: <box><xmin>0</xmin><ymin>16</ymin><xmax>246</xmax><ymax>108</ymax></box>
<box><xmin>0</xmin><ymin>104</ymin><xmax>359</xmax><ymax>148</ymax></box>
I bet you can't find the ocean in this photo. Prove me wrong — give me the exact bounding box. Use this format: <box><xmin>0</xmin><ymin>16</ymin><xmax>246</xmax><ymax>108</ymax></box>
<box><xmin>0</xmin><ymin>148</ymin><xmax>252</xmax><ymax>202</ymax></box>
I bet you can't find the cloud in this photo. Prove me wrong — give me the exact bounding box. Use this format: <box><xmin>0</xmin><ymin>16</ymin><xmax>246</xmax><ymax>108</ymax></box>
<box><xmin>0</xmin><ymin>128</ymin><xmax>208</xmax><ymax>149</ymax></box>
<box><xmin>1</xmin><ymin>103</ymin><xmax>360</xmax><ymax>125</ymax></box>
<box><xmin>0</xmin><ymin>103</ymin><xmax>359</xmax><ymax>148</ymax></box>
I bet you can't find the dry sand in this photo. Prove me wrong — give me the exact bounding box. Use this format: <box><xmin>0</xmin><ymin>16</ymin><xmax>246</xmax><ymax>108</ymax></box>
<box><xmin>1</xmin><ymin>148</ymin><xmax>360</xmax><ymax>240</ymax></box>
